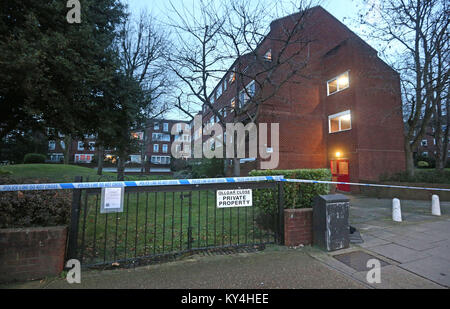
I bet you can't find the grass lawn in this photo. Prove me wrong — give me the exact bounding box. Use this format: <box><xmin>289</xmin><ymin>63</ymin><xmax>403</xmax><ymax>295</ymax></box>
<box><xmin>0</xmin><ymin>164</ymin><xmax>172</xmax><ymax>183</ymax></box>
<box><xmin>79</xmin><ymin>188</ymin><xmax>278</xmax><ymax>266</ymax></box>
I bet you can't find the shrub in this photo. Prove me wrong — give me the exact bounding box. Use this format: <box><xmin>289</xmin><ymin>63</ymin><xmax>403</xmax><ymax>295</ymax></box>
<box><xmin>190</xmin><ymin>158</ymin><xmax>225</xmax><ymax>178</ymax></box>
<box><xmin>249</xmin><ymin>169</ymin><xmax>331</xmax><ymax>213</ymax></box>
<box><xmin>417</xmin><ymin>161</ymin><xmax>429</xmax><ymax>168</ymax></box>
<box><xmin>23</xmin><ymin>153</ymin><xmax>46</xmax><ymax>164</ymax></box>
<box><xmin>0</xmin><ymin>177</ymin><xmax>72</xmax><ymax>229</ymax></box>
<box><xmin>414</xmin><ymin>154</ymin><xmax>436</xmax><ymax>168</ymax></box>
<box><xmin>382</xmin><ymin>169</ymin><xmax>450</xmax><ymax>184</ymax></box>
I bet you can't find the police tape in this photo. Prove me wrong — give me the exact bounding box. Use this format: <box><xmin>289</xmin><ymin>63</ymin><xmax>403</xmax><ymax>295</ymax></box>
<box><xmin>282</xmin><ymin>178</ymin><xmax>450</xmax><ymax>192</ymax></box>
<box><xmin>0</xmin><ymin>176</ymin><xmax>286</xmax><ymax>192</ymax></box>
<box><xmin>1</xmin><ymin>175</ymin><xmax>449</xmax><ymax>193</ymax></box>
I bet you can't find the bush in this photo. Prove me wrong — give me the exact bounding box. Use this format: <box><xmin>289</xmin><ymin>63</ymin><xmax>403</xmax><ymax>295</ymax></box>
<box><xmin>0</xmin><ymin>177</ymin><xmax>72</xmax><ymax>229</ymax></box>
<box><xmin>414</xmin><ymin>154</ymin><xmax>436</xmax><ymax>168</ymax></box>
<box><xmin>249</xmin><ymin>169</ymin><xmax>331</xmax><ymax>213</ymax></box>
<box><xmin>417</xmin><ymin>161</ymin><xmax>430</xmax><ymax>168</ymax></box>
<box><xmin>190</xmin><ymin>158</ymin><xmax>225</xmax><ymax>178</ymax></box>
<box><xmin>382</xmin><ymin>169</ymin><xmax>450</xmax><ymax>184</ymax></box>
<box><xmin>23</xmin><ymin>153</ymin><xmax>46</xmax><ymax>164</ymax></box>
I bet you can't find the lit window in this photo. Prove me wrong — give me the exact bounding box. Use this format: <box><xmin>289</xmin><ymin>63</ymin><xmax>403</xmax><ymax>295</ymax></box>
<box><xmin>327</xmin><ymin>71</ymin><xmax>350</xmax><ymax>96</ymax></box>
<box><xmin>328</xmin><ymin>110</ymin><xmax>352</xmax><ymax>134</ymax></box>
<box><xmin>231</xmin><ymin>98</ymin><xmax>236</xmax><ymax>109</ymax></box>
<box><xmin>264</xmin><ymin>49</ymin><xmax>272</xmax><ymax>61</ymax></box>
<box><xmin>229</xmin><ymin>67</ymin><xmax>236</xmax><ymax>84</ymax></box>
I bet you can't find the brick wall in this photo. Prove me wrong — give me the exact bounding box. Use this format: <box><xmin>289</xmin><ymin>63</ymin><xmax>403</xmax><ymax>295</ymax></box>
<box><xmin>0</xmin><ymin>226</ymin><xmax>68</xmax><ymax>283</ymax></box>
<box><xmin>284</xmin><ymin>209</ymin><xmax>313</xmax><ymax>247</ymax></box>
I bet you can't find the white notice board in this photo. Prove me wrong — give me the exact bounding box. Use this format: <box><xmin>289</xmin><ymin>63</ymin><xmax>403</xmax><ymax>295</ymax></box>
<box><xmin>100</xmin><ymin>187</ymin><xmax>125</xmax><ymax>214</ymax></box>
<box><xmin>216</xmin><ymin>189</ymin><xmax>253</xmax><ymax>208</ymax></box>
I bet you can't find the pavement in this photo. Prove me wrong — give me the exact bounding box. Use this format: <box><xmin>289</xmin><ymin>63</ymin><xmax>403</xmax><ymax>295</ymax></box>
<box><xmin>2</xmin><ymin>196</ymin><xmax>449</xmax><ymax>289</ymax></box>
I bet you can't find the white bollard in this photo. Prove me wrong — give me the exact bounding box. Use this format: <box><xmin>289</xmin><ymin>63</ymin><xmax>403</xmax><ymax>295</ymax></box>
<box><xmin>392</xmin><ymin>198</ymin><xmax>402</xmax><ymax>222</ymax></box>
<box><xmin>432</xmin><ymin>195</ymin><xmax>441</xmax><ymax>216</ymax></box>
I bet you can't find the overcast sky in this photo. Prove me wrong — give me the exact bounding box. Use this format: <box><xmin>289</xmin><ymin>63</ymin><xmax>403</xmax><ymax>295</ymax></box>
<box><xmin>123</xmin><ymin>0</ymin><xmax>381</xmax><ymax>120</ymax></box>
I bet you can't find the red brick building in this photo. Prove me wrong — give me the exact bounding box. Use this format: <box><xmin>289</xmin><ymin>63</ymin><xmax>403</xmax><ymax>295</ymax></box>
<box><xmin>201</xmin><ymin>6</ymin><xmax>406</xmax><ymax>189</ymax></box>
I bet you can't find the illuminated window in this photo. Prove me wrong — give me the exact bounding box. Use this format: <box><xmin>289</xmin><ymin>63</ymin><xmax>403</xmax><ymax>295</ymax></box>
<box><xmin>229</xmin><ymin>67</ymin><xmax>236</xmax><ymax>84</ymax></box>
<box><xmin>264</xmin><ymin>49</ymin><xmax>272</xmax><ymax>61</ymax></box>
<box><xmin>328</xmin><ymin>110</ymin><xmax>352</xmax><ymax>134</ymax></box>
<box><xmin>327</xmin><ymin>71</ymin><xmax>350</xmax><ymax>96</ymax></box>
<box><xmin>231</xmin><ymin>98</ymin><xmax>236</xmax><ymax>109</ymax></box>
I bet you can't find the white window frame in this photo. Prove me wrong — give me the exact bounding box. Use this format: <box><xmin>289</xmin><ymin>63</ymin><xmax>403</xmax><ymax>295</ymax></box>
<box><xmin>48</xmin><ymin>141</ymin><xmax>56</xmax><ymax>151</ymax></box>
<box><xmin>77</xmin><ymin>141</ymin><xmax>85</xmax><ymax>151</ymax></box>
<box><xmin>153</xmin><ymin>144</ymin><xmax>159</xmax><ymax>153</ymax></box>
<box><xmin>327</xmin><ymin>71</ymin><xmax>350</xmax><ymax>96</ymax></box>
<box><xmin>162</xmin><ymin>144</ymin><xmax>168</xmax><ymax>153</ymax></box>
<box><xmin>163</xmin><ymin>123</ymin><xmax>169</xmax><ymax>132</ymax></box>
<box><xmin>328</xmin><ymin>110</ymin><xmax>352</xmax><ymax>134</ymax></box>
<box><xmin>154</xmin><ymin>122</ymin><xmax>160</xmax><ymax>131</ymax></box>
<box><xmin>421</xmin><ymin>140</ymin><xmax>428</xmax><ymax>147</ymax></box>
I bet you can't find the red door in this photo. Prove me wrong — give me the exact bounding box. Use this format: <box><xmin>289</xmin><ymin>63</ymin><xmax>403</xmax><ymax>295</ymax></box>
<box><xmin>330</xmin><ymin>160</ymin><xmax>350</xmax><ymax>192</ymax></box>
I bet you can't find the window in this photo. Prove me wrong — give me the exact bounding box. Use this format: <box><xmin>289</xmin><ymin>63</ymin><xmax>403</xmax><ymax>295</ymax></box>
<box><xmin>151</xmin><ymin>156</ymin><xmax>171</xmax><ymax>165</ymax></box>
<box><xmin>327</xmin><ymin>71</ymin><xmax>350</xmax><ymax>96</ymax></box>
<box><xmin>153</xmin><ymin>144</ymin><xmax>159</xmax><ymax>153</ymax></box>
<box><xmin>238</xmin><ymin>81</ymin><xmax>255</xmax><ymax>107</ymax></box>
<box><xmin>88</xmin><ymin>142</ymin><xmax>95</xmax><ymax>151</ymax></box>
<box><xmin>74</xmin><ymin>154</ymin><xmax>93</xmax><ymax>163</ymax></box>
<box><xmin>231</xmin><ymin>98</ymin><xmax>236</xmax><ymax>109</ymax></box>
<box><xmin>264</xmin><ymin>49</ymin><xmax>272</xmax><ymax>61</ymax></box>
<box><xmin>422</xmin><ymin>152</ymin><xmax>429</xmax><ymax>157</ymax></box>
<box><xmin>152</xmin><ymin>133</ymin><xmax>171</xmax><ymax>142</ymax></box>
<box><xmin>163</xmin><ymin>123</ymin><xmax>169</xmax><ymax>132</ymax></box>
<box><xmin>77</xmin><ymin>141</ymin><xmax>85</xmax><ymax>151</ymax></box>
<box><xmin>154</xmin><ymin>122</ymin><xmax>160</xmax><ymax>131</ymax></box>
<box><xmin>162</xmin><ymin>144</ymin><xmax>168</xmax><ymax>153</ymax></box>
<box><xmin>216</xmin><ymin>84</ymin><xmax>223</xmax><ymax>98</ymax></box>
<box><xmin>223</xmin><ymin>79</ymin><xmax>227</xmax><ymax>92</ymax></box>
<box><xmin>48</xmin><ymin>141</ymin><xmax>56</xmax><ymax>151</ymax></box>
<box><xmin>177</xmin><ymin>123</ymin><xmax>182</xmax><ymax>132</ymax></box>
<box><xmin>229</xmin><ymin>68</ymin><xmax>236</xmax><ymax>84</ymax></box>
<box><xmin>421</xmin><ymin>140</ymin><xmax>428</xmax><ymax>147</ymax></box>
<box><xmin>328</xmin><ymin>110</ymin><xmax>352</xmax><ymax>134</ymax></box>
<box><xmin>210</xmin><ymin>94</ymin><xmax>215</xmax><ymax>104</ymax></box>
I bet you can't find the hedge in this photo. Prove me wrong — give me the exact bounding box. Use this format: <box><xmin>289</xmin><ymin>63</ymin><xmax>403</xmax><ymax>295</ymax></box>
<box><xmin>249</xmin><ymin>169</ymin><xmax>331</xmax><ymax>215</ymax></box>
<box><xmin>23</xmin><ymin>153</ymin><xmax>46</xmax><ymax>164</ymax></box>
<box><xmin>0</xmin><ymin>177</ymin><xmax>71</xmax><ymax>229</ymax></box>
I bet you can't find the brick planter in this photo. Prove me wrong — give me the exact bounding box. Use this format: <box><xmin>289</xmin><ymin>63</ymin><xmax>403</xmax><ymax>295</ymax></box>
<box><xmin>284</xmin><ymin>209</ymin><xmax>313</xmax><ymax>247</ymax></box>
<box><xmin>0</xmin><ymin>226</ymin><xmax>68</xmax><ymax>283</ymax></box>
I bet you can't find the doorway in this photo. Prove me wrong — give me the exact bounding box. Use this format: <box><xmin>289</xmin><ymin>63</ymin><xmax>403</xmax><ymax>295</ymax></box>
<box><xmin>330</xmin><ymin>159</ymin><xmax>350</xmax><ymax>192</ymax></box>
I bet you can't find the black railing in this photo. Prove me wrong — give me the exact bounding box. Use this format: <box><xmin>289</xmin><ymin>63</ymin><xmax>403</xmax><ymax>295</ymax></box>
<box><xmin>68</xmin><ymin>178</ymin><xmax>284</xmax><ymax>268</ymax></box>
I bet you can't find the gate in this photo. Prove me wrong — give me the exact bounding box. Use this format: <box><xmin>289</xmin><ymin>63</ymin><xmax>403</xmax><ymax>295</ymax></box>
<box><xmin>67</xmin><ymin>177</ymin><xmax>285</xmax><ymax>268</ymax></box>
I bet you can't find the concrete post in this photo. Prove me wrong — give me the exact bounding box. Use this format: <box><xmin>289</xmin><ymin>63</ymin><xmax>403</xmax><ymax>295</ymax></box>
<box><xmin>432</xmin><ymin>195</ymin><xmax>441</xmax><ymax>216</ymax></box>
<box><xmin>392</xmin><ymin>198</ymin><xmax>402</xmax><ymax>222</ymax></box>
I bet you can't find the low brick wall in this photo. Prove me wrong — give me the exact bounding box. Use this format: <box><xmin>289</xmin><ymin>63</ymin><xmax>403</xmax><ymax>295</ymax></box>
<box><xmin>0</xmin><ymin>226</ymin><xmax>68</xmax><ymax>283</ymax></box>
<box><xmin>284</xmin><ymin>209</ymin><xmax>313</xmax><ymax>247</ymax></box>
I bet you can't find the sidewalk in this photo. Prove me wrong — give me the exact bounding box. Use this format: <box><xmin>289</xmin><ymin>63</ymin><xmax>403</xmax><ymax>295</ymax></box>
<box><xmin>3</xmin><ymin>247</ymin><xmax>367</xmax><ymax>289</ymax></box>
<box><xmin>2</xmin><ymin>196</ymin><xmax>449</xmax><ymax>289</ymax></box>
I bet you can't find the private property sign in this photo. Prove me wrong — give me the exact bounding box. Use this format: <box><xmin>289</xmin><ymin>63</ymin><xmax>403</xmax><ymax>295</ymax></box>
<box><xmin>216</xmin><ymin>189</ymin><xmax>253</xmax><ymax>208</ymax></box>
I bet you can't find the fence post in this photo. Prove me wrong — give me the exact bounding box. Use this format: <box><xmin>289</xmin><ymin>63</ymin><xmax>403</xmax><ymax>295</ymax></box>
<box><xmin>278</xmin><ymin>181</ymin><xmax>285</xmax><ymax>245</ymax></box>
<box><xmin>67</xmin><ymin>176</ymin><xmax>82</xmax><ymax>261</ymax></box>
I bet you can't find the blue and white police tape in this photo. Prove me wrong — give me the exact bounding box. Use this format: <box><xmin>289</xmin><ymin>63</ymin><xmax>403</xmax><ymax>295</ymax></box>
<box><xmin>282</xmin><ymin>178</ymin><xmax>450</xmax><ymax>192</ymax></box>
<box><xmin>0</xmin><ymin>176</ymin><xmax>286</xmax><ymax>192</ymax></box>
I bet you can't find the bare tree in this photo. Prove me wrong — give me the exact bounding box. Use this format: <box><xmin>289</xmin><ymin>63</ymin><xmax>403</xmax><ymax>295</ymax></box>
<box><xmin>166</xmin><ymin>0</ymin><xmax>316</xmax><ymax>176</ymax></box>
<box><xmin>360</xmin><ymin>0</ymin><xmax>449</xmax><ymax>175</ymax></box>
<box><xmin>109</xmin><ymin>10</ymin><xmax>170</xmax><ymax>180</ymax></box>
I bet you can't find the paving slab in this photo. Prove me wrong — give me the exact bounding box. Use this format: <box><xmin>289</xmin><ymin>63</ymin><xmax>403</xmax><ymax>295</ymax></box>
<box><xmin>369</xmin><ymin>243</ymin><xmax>430</xmax><ymax>264</ymax></box>
<box><xmin>399</xmin><ymin>256</ymin><xmax>450</xmax><ymax>287</ymax></box>
<box><xmin>426</xmin><ymin>243</ymin><xmax>450</xmax><ymax>262</ymax></box>
<box><xmin>357</xmin><ymin>233</ymin><xmax>391</xmax><ymax>249</ymax></box>
<box><xmin>352</xmin><ymin>265</ymin><xmax>445</xmax><ymax>289</ymax></box>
